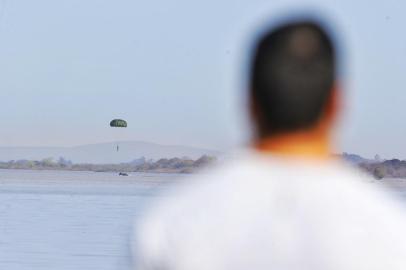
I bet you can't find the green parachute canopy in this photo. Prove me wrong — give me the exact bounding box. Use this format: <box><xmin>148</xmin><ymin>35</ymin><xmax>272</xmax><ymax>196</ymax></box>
<box><xmin>110</xmin><ymin>119</ymin><xmax>127</xmax><ymax>128</ymax></box>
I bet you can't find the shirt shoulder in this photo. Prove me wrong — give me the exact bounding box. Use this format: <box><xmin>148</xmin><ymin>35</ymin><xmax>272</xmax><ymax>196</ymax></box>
<box><xmin>133</xmin><ymin>153</ymin><xmax>406</xmax><ymax>270</ymax></box>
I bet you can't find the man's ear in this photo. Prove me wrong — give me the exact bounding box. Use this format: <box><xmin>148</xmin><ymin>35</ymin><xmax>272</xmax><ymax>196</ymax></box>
<box><xmin>249</xmin><ymin>92</ymin><xmax>265</xmax><ymax>138</ymax></box>
<box><xmin>249</xmin><ymin>93</ymin><xmax>259</xmax><ymax>124</ymax></box>
<box><xmin>324</xmin><ymin>83</ymin><xmax>341</xmax><ymax>125</ymax></box>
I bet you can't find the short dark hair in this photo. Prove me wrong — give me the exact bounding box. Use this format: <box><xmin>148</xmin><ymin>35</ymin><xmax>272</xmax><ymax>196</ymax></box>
<box><xmin>250</xmin><ymin>20</ymin><xmax>336</xmax><ymax>137</ymax></box>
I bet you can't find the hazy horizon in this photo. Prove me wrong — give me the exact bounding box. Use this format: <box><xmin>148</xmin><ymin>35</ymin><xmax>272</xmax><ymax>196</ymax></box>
<box><xmin>0</xmin><ymin>139</ymin><xmax>392</xmax><ymax>161</ymax></box>
<box><xmin>0</xmin><ymin>139</ymin><xmax>221</xmax><ymax>151</ymax></box>
<box><xmin>0</xmin><ymin>1</ymin><xmax>405</xmax><ymax>159</ymax></box>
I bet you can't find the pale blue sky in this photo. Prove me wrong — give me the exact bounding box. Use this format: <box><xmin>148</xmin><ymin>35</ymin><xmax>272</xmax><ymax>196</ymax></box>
<box><xmin>0</xmin><ymin>0</ymin><xmax>405</xmax><ymax>159</ymax></box>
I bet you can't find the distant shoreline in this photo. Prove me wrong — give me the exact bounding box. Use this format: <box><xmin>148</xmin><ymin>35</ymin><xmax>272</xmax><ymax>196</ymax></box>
<box><xmin>3</xmin><ymin>152</ymin><xmax>406</xmax><ymax>178</ymax></box>
<box><xmin>342</xmin><ymin>153</ymin><xmax>406</xmax><ymax>180</ymax></box>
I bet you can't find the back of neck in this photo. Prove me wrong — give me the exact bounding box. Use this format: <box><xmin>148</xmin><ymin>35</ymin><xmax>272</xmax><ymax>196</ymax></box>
<box><xmin>255</xmin><ymin>129</ymin><xmax>332</xmax><ymax>160</ymax></box>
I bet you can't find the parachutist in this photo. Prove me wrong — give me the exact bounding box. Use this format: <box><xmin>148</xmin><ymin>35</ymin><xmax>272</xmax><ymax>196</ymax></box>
<box><xmin>110</xmin><ymin>119</ymin><xmax>127</xmax><ymax>153</ymax></box>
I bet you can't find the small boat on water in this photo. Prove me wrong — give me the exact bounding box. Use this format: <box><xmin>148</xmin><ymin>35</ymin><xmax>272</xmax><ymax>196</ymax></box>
<box><xmin>119</xmin><ymin>172</ymin><xmax>129</xmax><ymax>176</ymax></box>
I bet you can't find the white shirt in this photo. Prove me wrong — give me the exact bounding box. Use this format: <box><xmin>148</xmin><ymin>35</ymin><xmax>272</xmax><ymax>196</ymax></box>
<box><xmin>133</xmin><ymin>152</ymin><xmax>406</xmax><ymax>270</ymax></box>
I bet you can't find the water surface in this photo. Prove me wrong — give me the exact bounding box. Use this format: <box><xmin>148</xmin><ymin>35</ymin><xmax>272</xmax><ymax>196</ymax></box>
<box><xmin>1</xmin><ymin>170</ymin><xmax>406</xmax><ymax>270</ymax></box>
<box><xmin>0</xmin><ymin>169</ymin><xmax>181</xmax><ymax>270</ymax></box>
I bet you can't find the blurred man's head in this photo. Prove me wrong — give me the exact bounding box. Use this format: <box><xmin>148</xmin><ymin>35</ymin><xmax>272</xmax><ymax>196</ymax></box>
<box><xmin>249</xmin><ymin>20</ymin><xmax>338</xmax><ymax>155</ymax></box>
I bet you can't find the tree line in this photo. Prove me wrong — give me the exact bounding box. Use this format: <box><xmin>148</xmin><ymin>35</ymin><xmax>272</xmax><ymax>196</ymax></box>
<box><xmin>0</xmin><ymin>155</ymin><xmax>217</xmax><ymax>174</ymax></box>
